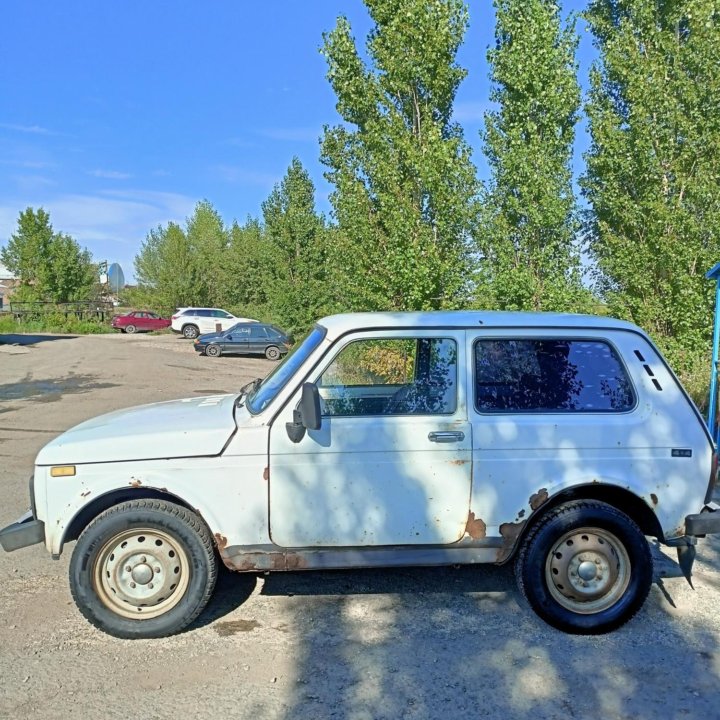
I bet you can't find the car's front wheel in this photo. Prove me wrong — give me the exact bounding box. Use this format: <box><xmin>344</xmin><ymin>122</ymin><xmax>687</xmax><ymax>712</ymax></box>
<box><xmin>182</xmin><ymin>324</ymin><xmax>199</xmax><ymax>339</ymax></box>
<box><xmin>265</xmin><ymin>345</ymin><xmax>281</xmax><ymax>361</ymax></box>
<box><xmin>515</xmin><ymin>500</ymin><xmax>652</xmax><ymax>634</ymax></box>
<box><xmin>69</xmin><ymin>499</ymin><xmax>217</xmax><ymax>639</ymax></box>
<box><xmin>205</xmin><ymin>344</ymin><xmax>221</xmax><ymax>357</ymax></box>
<box><xmin>124</xmin><ymin>324</ymin><xmax>137</xmax><ymax>334</ymax></box>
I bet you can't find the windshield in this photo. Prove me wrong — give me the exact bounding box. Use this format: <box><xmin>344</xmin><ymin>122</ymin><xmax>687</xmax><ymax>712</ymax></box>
<box><xmin>247</xmin><ymin>325</ymin><xmax>326</xmax><ymax>414</ymax></box>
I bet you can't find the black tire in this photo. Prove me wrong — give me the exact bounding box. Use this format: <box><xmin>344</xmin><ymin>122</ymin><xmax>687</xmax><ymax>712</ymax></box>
<box><xmin>182</xmin><ymin>324</ymin><xmax>199</xmax><ymax>339</ymax></box>
<box><xmin>125</xmin><ymin>324</ymin><xmax>137</xmax><ymax>334</ymax></box>
<box><xmin>69</xmin><ymin>499</ymin><xmax>217</xmax><ymax>639</ymax></box>
<box><xmin>265</xmin><ymin>345</ymin><xmax>281</xmax><ymax>361</ymax></box>
<box><xmin>515</xmin><ymin>500</ymin><xmax>652</xmax><ymax>634</ymax></box>
<box><xmin>206</xmin><ymin>344</ymin><xmax>221</xmax><ymax>357</ymax></box>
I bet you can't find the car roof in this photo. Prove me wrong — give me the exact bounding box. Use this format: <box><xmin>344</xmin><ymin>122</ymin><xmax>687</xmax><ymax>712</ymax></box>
<box><xmin>315</xmin><ymin>311</ymin><xmax>647</xmax><ymax>339</ymax></box>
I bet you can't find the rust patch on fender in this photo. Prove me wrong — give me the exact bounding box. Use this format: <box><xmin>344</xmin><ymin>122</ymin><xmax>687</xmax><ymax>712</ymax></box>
<box><xmin>450</xmin><ymin>459</ymin><xmax>468</xmax><ymax>466</ymax></box>
<box><xmin>529</xmin><ymin>488</ymin><xmax>549</xmax><ymax>512</ymax></box>
<box><xmin>80</xmin><ymin>490</ymin><xmax>91</xmax><ymax>498</ymax></box>
<box><xmin>496</xmin><ymin>521</ymin><xmax>526</xmax><ymax>563</ymax></box>
<box><xmin>214</xmin><ymin>533</ymin><xmax>228</xmax><ymax>550</ymax></box>
<box><xmin>129</xmin><ymin>478</ymin><xmax>142</xmax><ymax>488</ymax></box>
<box><xmin>465</xmin><ymin>511</ymin><xmax>487</xmax><ymax>539</ymax></box>
<box><xmin>263</xmin><ymin>466</ymin><xmax>270</xmax><ymax>481</ymax></box>
<box><xmin>650</xmin><ymin>493</ymin><xmax>659</xmax><ymax>506</ymax></box>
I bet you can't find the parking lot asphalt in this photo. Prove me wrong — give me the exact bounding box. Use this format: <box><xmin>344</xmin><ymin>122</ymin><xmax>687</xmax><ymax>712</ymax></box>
<box><xmin>1</xmin><ymin>332</ymin><xmax>719</xmax><ymax>720</ymax></box>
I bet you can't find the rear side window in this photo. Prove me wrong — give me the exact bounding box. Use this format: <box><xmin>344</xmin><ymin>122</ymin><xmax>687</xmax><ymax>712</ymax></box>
<box><xmin>474</xmin><ymin>339</ymin><xmax>635</xmax><ymax>413</ymax></box>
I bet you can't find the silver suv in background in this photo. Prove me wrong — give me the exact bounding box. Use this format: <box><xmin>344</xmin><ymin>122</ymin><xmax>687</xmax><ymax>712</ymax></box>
<box><xmin>170</xmin><ymin>308</ymin><xmax>257</xmax><ymax>339</ymax></box>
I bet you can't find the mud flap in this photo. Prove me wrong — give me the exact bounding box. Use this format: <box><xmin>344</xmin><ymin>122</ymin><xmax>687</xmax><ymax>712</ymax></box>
<box><xmin>676</xmin><ymin>543</ymin><xmax>697</xmax><ymax>588</ymax></box>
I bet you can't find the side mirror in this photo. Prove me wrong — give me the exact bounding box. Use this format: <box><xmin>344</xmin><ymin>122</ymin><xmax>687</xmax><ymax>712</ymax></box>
<box><xmin>286</xmin><ymin>383</ymin><xmax>322</xmax><ymax>443</ymax></box>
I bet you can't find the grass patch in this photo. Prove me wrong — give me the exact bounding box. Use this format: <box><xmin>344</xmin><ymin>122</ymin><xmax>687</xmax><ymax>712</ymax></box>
<box><xmin>0</xmin><ymin>312</ymin><xmax>113</xmax><ymax>335</ymax></box>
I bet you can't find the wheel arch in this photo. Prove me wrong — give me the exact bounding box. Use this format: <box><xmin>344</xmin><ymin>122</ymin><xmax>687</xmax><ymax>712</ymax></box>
<box><xmin>60</xmin><ymin>487</ymin><xmax>211</xmax><ymax>555</ymax></box>
<box><xmin>500</xmin><ymin>483</ymin><xmax>663</xmax><ymax>565</ymax></box>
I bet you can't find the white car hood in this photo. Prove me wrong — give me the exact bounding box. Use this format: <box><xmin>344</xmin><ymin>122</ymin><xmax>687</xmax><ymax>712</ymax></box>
<box><xmin>36</xmin><ymin>394</ymin><xmax>238</xmax><ymax>465</ymax></box>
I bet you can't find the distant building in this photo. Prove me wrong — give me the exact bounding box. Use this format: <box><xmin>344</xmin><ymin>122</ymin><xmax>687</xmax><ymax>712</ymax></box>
<box><xmin>0</xmin><ymin>264</ymin><xmax>19</xmax><ymax>310</ymax></box>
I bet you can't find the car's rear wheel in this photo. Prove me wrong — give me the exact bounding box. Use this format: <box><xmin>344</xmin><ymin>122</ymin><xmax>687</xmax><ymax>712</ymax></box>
<box><xmin>206</xmin><ymin>344</ymin><xmax>221</xmax><ymax>357</ymax></box>
<box><xmin>265</xmin><ymin>345</ymin><xmax>281</xmax><ymax>361</ymax></box>
<box><xmin>125</xmin><ymin>324</ymin><xmax>137</xmax><ymax>334</ymax></box>
<box><xmin>182</xmin><ymin>324</ymin><xmax>199</xmax><ymax>339</ymax></box>
<box><xmin>515</xmin><ymin>500</ymin><xmax>652</xmax><ymax>634</ymax></box>
<box><xmin>69</xmin><ymin>499</ymin><xmax>217</xmax><ymax>639</ymax></box>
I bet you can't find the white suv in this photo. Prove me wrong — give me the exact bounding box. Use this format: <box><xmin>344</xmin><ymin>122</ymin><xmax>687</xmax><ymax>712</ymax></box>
<box><xmin>3</xmin><ymin>311</ymin><xmax>720</xmax><ymax>639</ymax></box>
<box><xmin>170</xmin><ymin>308</ymin><xmax>257</xmax><ymax>339</ymax></box>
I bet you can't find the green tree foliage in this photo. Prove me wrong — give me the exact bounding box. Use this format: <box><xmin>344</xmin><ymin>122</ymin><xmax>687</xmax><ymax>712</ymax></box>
<box><xmin>1</xmin><ymin>207</ymin><xmax>96</xmax><ymax>303</ymax></box>
<box><xmin>134</xmin><ymin>222</ymin><xmax>198</xmax><ymax>309</ymax></box>
<box><xmin>583</xmin><ymin>0</ymin><xmax>720</xmax><ymax>376</ymax></box>
<box><xmin>221</xmin><ymin>217</ymin><xmax>273</xmax><ymax>312</ymax></box>
<box><xmin>262</xmin><ymin>158</ymin><xmax>330</xmax><ymax>335</ymax></box>
<box><xmin>321</xmin><ymin>0</ymin><xmax>478</xmax><ymax>311</ymax></box>
<box><xmin>478</xmin><ymin>0</ymin><xmax>588</xmax><ymax>312</ymax></box>
<box><xmin>186</xmin><ymin>201</ymin><xmax>228</xmax><ymax>306</ymax></box>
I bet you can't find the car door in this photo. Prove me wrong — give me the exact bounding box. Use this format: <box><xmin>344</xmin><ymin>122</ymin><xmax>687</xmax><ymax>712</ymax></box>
<box><xmin>248</xmin><ymin>325</ymin><xmax>269</xmax><ymax>354</ymax></box>
<box><xmin>268</xmin><ymin>330</ymin><xmax>472</xmax><ymax>548</ymax></box>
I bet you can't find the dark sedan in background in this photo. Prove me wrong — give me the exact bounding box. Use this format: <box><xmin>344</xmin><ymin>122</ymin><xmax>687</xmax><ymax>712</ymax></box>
<box><xmin>194</xmin><ymin>322</ymin><xmax>292</xmax><ymax>360</ymax></box>
<box><xmin>111</xmin><ymin>310</ymin><xmax>171</xmax><ymax>333</ymax></box>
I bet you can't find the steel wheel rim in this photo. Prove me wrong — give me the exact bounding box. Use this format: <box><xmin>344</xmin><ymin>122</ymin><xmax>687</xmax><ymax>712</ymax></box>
<box><xmin>93</xmin><ymin>528</ymin><xmax>190</xmax><ymax>620</ymax></box>
<box><xmin>266</xmin><ymin>347</ymin><xmax>279</xmax><ymax>360</ymax></box>
<box><xmin>207</xmin><ymin>345</ymin><xmax>219</xmax><ymax>356</ymax></box>
<box><xmin>544</xmin><ymin>526</ymin><xmax>631</xmax><ymax>615</ymax></box>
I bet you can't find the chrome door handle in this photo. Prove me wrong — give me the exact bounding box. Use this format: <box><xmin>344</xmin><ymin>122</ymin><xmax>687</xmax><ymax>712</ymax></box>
<box><xmin>428</xmin><ymin>431</ymin><xmax>465</xmax><ymax>443</ymax></box>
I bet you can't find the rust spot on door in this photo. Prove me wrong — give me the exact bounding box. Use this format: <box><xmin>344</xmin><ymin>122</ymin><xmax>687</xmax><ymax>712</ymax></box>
<box><xmin>650</xmin><ymin>493</ymin><xmax>659</xmax><ymax>506</ymax></box>
<box><xmin>465</xmin><ymin>511</ymin><xmax>487</xmax><ymax>539</ymax></box>
<box><xmin>529</xmin><ymin>488</ymin><xmax>549</xmax><ymax>511</ymax></box>
<box><xmin>450</xmin><ymin>459</ymin><xmax>468</xmax><ymax>466</ymax></box>
<box><xmin>496</xmin><ymin>521</ymin><xmax>526</xmax><ymax>563</ymax></box>
<box><xmin>263</xmin><ymin>467</ymin><xmax>270</xmax><ymax>481</ymax></box>
<box><xmin>214</xmin><ymin>533</ymin><xmax>228</xmax><ymax>550</ymax></box>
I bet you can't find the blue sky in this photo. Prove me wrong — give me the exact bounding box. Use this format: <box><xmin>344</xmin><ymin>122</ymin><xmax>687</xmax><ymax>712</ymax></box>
<box><xmin>1</xmin><ymin>1</ymin><xmax>594</xmax><ymax>282</ymax></box>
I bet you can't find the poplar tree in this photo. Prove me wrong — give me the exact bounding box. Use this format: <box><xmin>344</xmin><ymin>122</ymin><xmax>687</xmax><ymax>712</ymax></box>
<box><xmin>478</xmin><ymin>0</ymin><xmax>588</xmax><ymax>312</ymax></box>
<box><xmin>583</xmin><ymin>0</ymin><xmax>720</xmax><ymax>375</ymax></box>
<box><xmin>262</xmin><ymin>158</ymin><xmax>329</xmax><ymax>335</ymax></box>
<box><xmin>321</xmin><ymin>0</ymin><xmax>478</xmax><ymax>311</ymax></box>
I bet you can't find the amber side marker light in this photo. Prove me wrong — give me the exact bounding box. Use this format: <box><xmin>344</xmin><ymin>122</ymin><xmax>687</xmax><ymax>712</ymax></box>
<box><xmin>50</xmin><ymin>466</ymin><xmax>76</xmax><ymax>478</ymax></box>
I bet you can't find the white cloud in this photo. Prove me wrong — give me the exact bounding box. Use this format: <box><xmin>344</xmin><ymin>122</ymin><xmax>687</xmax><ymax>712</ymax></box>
<box><xmin>0</xmin><ymin>123</ymin><xmax>58</xmax><ymax>135</ymax></box>
<box><xmin>0</xmin><ymin>159</ymin><xmax>55</xmax><ymax>169</ymax></box>
<box><xmin>213</xmin><ymin>165</ymin><xmax>280</xmax><ymax>187</ymax></box>
<box><xmin>13</xmin><ymin>175</ymin><xmax>57</xmax><ymax>192</ymax></box>
<box><xmin>88</xmin><ymin>169</ymin><xmax>133</xmax><ymax>180</ymax></box>
<box><xmin>258</xmin><ymin>127</ymin><xmax>321</xmax><ymax>143</ymax></box>
<box><xmin>0</xmin><ymin>190</ymin><xmax>198</xmax><ymax>281</ymax></box>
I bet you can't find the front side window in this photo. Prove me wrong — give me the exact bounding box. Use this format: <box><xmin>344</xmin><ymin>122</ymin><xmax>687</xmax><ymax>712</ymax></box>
<box><xmin>475</xmin><ymin>338</ymin><xmax>635</xmax><ymax>413</ymax></box>
<box><xmin>318</xmin><ymin>337</ymin><xmax>457</xmax><ymax>417</ymax></box>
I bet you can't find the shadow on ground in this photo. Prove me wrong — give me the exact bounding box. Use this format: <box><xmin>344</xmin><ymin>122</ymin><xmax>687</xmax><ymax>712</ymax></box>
<box><xmin>0</xmin><ymin>334</ymin><xmax>77</xmax><ymax>346</ymax></box>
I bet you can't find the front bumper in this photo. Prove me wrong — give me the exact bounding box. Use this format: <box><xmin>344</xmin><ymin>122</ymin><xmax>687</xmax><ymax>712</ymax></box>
<box><xmin>0</xmin><ymin>510</ymin><xmax>45</xmax><ymax>552</ymax></box>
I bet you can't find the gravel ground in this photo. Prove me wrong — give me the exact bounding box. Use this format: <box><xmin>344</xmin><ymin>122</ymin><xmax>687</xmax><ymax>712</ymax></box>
<box><xmin>1</xmin><ymin>331</ymin><xmax>719</xmax><ymax>720</ymax></box>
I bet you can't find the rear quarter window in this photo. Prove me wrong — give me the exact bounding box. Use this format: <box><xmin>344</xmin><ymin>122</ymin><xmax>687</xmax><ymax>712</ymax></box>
<box><xmin>474</xmin><ymin>338</ymin><xmax>636</xmax><ymax>413</ymax></box>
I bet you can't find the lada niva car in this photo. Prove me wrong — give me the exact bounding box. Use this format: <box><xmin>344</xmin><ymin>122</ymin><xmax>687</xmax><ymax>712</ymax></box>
<box><xmin>3</xmin><ymin>311</ymin><xmax>720</xmax><ymax>638</ymax></box>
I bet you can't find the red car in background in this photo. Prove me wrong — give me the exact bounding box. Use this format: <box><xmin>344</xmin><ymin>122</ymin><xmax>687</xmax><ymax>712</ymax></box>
<box><xmin>110</xmin><ymin>310</ymin><xmax>171</xmax><ymax>334</ymax></box>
